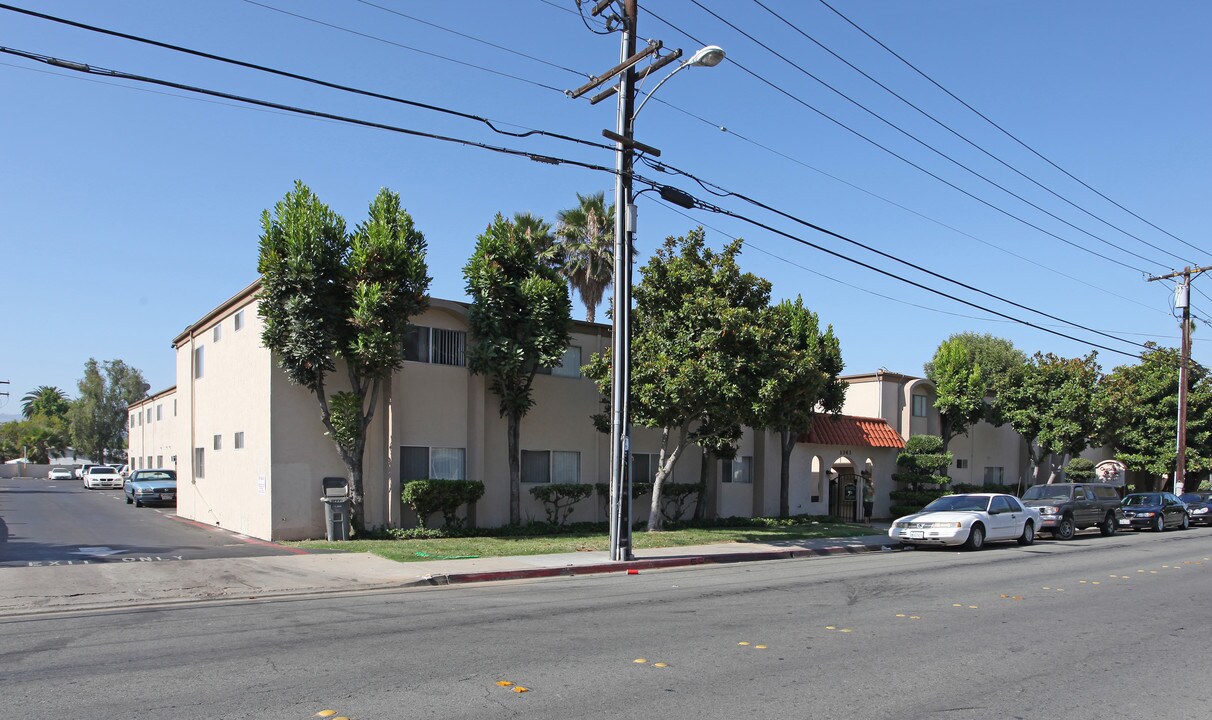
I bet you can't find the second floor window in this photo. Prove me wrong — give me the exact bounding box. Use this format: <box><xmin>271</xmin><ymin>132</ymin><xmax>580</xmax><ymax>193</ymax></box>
<box><xmin>404</xmin><ymin>326</ymin><xmax>467</xmax><ymax>367</ymax></box>
<box><xmin>911</xmin><ymin>394</ymin><xmax>928</xmax><ymax>417</ymax></box>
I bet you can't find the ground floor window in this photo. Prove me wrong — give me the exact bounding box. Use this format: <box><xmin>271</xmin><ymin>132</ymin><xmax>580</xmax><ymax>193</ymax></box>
<box><xmin>984</xmin><ymin>466</ymin><xmax>1004</xmax><ymax>484</ymax></box>
<box><xmin>194</xmin><ymin>448</ymin><xmax>205</xmax><ymax>478</ymax></box>
<box><xmin>400</xmin><ymin>446</ymin><xmax>466</xmax><ymax>481</ymax></box>
<box><xmin>722</xmin><ymin>456</ymin><xmax>753</xmax><ymax>484</ymax></box>
<box><xmin>521</xmin><ymin>450</ymin><xmax>580</xmax><ymax>484</ymax></box>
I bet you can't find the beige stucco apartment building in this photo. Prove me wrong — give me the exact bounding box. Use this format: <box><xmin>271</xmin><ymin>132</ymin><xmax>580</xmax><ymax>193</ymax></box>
<box><xmin>127</xmin><ymin>386</ymin><xmax>179</xmax><ymax>472</ymax></box>
<box><xmin>160</xmin><ymin>281</ymin><xmax>935</xmax><ymax>540</ymax></box>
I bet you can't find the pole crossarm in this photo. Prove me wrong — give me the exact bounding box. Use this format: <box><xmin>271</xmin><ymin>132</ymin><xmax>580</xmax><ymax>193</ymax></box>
<box><xmin>567</xmin><ymin>40</ymin><xmax>662</xmax><ymax>99</ymax></box>
<box><xmin>1146</xmin><ymin>264</ymin><xmax>1212</xmax><ymax>282</ymax></box>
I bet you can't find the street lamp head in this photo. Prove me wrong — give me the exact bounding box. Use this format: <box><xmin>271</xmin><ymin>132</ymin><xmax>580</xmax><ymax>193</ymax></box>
<box><xmin>688</xmin><ymin>45</ymin><xmax>726</xmax><ymax>68</ymax></box>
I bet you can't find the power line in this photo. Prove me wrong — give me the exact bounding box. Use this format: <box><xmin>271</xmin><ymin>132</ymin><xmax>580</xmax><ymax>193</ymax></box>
<box><xmin>0</xmin><ymin>3</ymin><xmax>612</xmax><ymax>152</ymax></box>
<box><xmin>240</xmin><ymin>0</ymin><xmax>567</xmax><ymax>93</ymax></box>
<box><xmin>4</xmin><ymin>43</ymin><xmax>1147</xmax><ymax>358</ymax></box>
<box><xmin>686</xmin><ymin>0</ymin><xmax>1174</xmax><ymax>272</ymax></box>
<box><xmin>815</xmin><ymin>0</ymin><xmax>1209</xmax><ymax>258</ymax></box>
<box><xmin>644</xmin><ymin>6</ymin><xmax>1154</xmax><ymax>276</ymax></box>
<box><xmin>644</xmin><ymin>157</ymin><xmax>1150</xmax><ymax>353</ymax></box>
<box><xmin>750</xmin><ymin>0</ymin><xmax>1196</xmax><ymax>267</ymax></box>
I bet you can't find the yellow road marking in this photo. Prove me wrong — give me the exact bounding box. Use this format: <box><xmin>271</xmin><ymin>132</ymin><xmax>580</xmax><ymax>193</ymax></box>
<box><xmin>654</xmin><ymin>662</ymin><xmax>669</xmax><ymax>668</ymax></box>
<box><xmin>513</xmin><ymin>686</ymin><xmax>530</xmax><ymax>693</ymax></box>
<box><xmin>316</xmin><ymin>712</ymin><xmax>338</xmax><ymax>718</ymax></box>
<box><xmin>755</xmin><ymin>645</ymin><xmax>768</xmax><ymax>649</ymax></box>
<box><xmin>738</xmin><ymin>641</ymin><xmax>750</xmax><ymax>646</ymax></box>
<box><xmin>634</xmin><ymin>659</ymin><xmax>648</xmax><ymax>664</ymax></box>
<box><xmin>496</xmin><ymin>681</ymin><xmax>514</xmax><ymax>687</ymax></box>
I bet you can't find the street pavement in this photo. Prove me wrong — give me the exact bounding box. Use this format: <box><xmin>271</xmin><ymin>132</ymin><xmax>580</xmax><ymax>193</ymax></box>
<box><xmin>0</xmin><ymin>526</ymin><xmax>898</xmax><ymax>616</ymax></box>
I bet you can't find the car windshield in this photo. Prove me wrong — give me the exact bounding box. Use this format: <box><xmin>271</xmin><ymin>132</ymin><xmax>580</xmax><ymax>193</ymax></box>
<box><xmin>1123</xmin><ymin>494</ymin><xmax>1162</xmax><ymax>506</ymax></box>
<box><xmin>133</xmin><ymin>471</ymin><xmax>175</xmax><ymax>481</ymax></box>
<box><xmin>921</xmin><ymin>495</ymin><xmax>991</xmax><ymax>513</ymax></box>
<box><xmin>1021</xmin><ymin>486</ymin><xmax>1070</xmax><ymax>501</ymax></box>
<box><xmin>1180</xmin><ymin>494</ymin><xmax>1204</xmax><ymax>503</ymax></box>
<box><xmin>87</xmin><ymin>467</ymin><xmax>112</xmax><ymax>474</ymax></box>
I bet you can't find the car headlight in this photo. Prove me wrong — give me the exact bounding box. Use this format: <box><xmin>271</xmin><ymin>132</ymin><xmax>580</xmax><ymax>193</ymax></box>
<box><xmin>1037</xmin><ymin>506</ymin><xmax>1059</xmax><ymax>515</ymax></box>
<box><xmin>1192</xmin><ymin>507</ymin><xmax>1208</xmax><ymax>515</ymax></box>
<box><xmin>1135</xmin><ymin>511</ymin><xmax>1155</xmax><ymax>517</ymax></box>
<box><xmin>926</xmin><ymin>522</ymin><xmax>962</xmax><ymax>528</ymax></box>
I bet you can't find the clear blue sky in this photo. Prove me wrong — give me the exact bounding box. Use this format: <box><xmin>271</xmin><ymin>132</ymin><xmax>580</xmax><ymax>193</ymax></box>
<box><xmin>2</xmin><ymin>1</ymin><xmax>1208</xmax><ymax>412</ymax></box>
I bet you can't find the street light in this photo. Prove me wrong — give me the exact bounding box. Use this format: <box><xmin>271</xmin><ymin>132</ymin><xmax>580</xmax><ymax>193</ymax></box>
<box><xmin>606</xmin><ymin>31</ymin><xmax>725</xmax><ymax>561</ymax></box>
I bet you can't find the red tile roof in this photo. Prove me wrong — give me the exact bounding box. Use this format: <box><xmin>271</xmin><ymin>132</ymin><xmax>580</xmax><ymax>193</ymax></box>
<box><xmin>800</xmin><ymin>415</ymin><xmax>905</xmax><ymax>449</ymax></box>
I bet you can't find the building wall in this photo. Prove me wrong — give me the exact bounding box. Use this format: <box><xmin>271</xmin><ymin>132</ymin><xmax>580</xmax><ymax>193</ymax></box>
<box><xmin>175</xmin><ymin>299</ymin><xmax>277</xmax><ymax>539</ymax></box>
<box><xmin>127</xmin><ymin>387</ymin><xmax>177</xmax><ymax>471</ymax></box>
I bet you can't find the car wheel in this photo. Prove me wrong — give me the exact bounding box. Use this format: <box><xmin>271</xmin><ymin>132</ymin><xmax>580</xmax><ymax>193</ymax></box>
<box><xmin>134</xmin><ymin>497</ymin><xmax>142</xmax><ymax>508</ymax></box>
<box><xmin>963</xmin><ymin>524</ymin><xmax>985</xmax><ymax>550</ymax></box>
<box><xmin>125</xmin><ymin>494</ymin><xmax>132</xmax><ymax>505</ymax></box>
<box><xmin>1181</xmin><ymin>514</ymin><xmax>1190</xmax><ymax>530</ymax></box>
<box><xmin>1100</xmin><ymin>513</ymin><xmax>1117</xmax><ymax>537</ymax></box>
<box><xmin>1153</xmin><ymin>514</ymin><xmax>1165</xmax><ymax>532</ymax></box>
<box><xmin>1017</xmin><ymin>521</ymin><xmax>1035</xmax><ymax>546</ymax></box>
<box><xmin>1053</xmin><ymin>515</ymin><xmax>1075</xmax><ymax>540</ymax></box>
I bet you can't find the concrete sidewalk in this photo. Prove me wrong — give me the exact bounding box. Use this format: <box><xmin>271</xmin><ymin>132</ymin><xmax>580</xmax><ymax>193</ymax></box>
<box><xmin>0</xmin><ymin>528</ymin><xmax>898</xmax><ymax>617</ymax></box>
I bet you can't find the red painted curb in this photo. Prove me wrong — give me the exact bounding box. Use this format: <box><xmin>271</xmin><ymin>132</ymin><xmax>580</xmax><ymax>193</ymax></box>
<box><xmin>426</xmin><ymin>541</ymin><xmax>896</xmax><ymax>585</ymax></box>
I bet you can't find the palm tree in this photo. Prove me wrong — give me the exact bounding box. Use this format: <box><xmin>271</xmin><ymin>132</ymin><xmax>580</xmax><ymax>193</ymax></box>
<box><xmin>553</xmin><ymin>192</ymin><xmax>615</xmax><ymax>324</ymax></box>
<box><xmin>21</xmin><ymin>385</ymin><xmax>69</xmax><ymax>419</ymax></box>
<box><xmin>512</xmin><ymin>212</ymin><xmax>557</xmax><ymax>266</ymax></box>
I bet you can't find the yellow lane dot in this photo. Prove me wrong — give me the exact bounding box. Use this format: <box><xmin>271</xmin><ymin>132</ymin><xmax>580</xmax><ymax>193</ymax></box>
<box><xmin>910</xmin><ymin>615</ymin><xmax>922</xmax><ymax>620</ymax></box>
<box><xmin>738</xmin><ymin>642</ymin><xmax>750</xmax><ymax>646</ymax></box>
<box><xmin>1012</xmin><ymin>596</ymin><xmax>1024</xmax><ymax>600</ymax></box>
<box><xmin>1137</xmin><ymin>570</ymin><xmax>1145</xmax><ymax>573</ymax></box>
<box><xmin>896</xmin><ymin>613</ymin><xmax>907</xmax><ymax>617</ymax></box>
<box><xmin>1150</xmin><ymin>571</ymin><xmax>1159</xmax><ymax>574</ymax></box>
<box><xmin>1056</xmin><ymin>589</ymin><xmax>1065</xmax><ymax>592</ymax></box>
<box><xmin>1042</xmin><ymin>586</ymin><xmax>1050</xmax><ymax>590</ymax></box>
<box><xmin>755</xmin><ymin>645</ymin><xmax>768</xmax><ymax>649</ymax></box>
<box><xmin>839</xmin><ymin>629</ymin><xmax>853</xmax><ymax>633</ymax></box>
<box><xmin>1121</xmin><ymin>576</ymin><xmax>1130</xmax><ymax>579</ymax></box>
<box><xmin>1000</xmin><ymin>594</ymin><xmax>1010</xmax><ymax>598</ymax></box>
<box><xmin>825</xmin><ymin>625</ymin><xmax>837</xmax><ymax>630</ymax></box>
<box><xmin>634</xmin><ymin>659</ymin><xmax>648</xmax><ymax>664</ymax></box>
<box><xmin>496</xmin><ymin>681</ymin><xmax>514</xmax><ymax>687</ymax></box>
<box><xmin>968</xmin><ymin>605</ymin><xmax>979</xmax><ymax>609</ymax></box>
<box><xmin>654</xmin><ymin>662</ymin><xmax>669</xmax><ymax>668</ymax></box>
<box><xmin>513</xmin><ymin>686</ymin><xmax>530</xmax><ymax>693</ymax></box>
<box><xmin>317</xmin><ymin>712</ymin><xmax>338</xmax><ymax>718</ymax></box>
<box><xmin>1079</xmin><ymin>580</ymin><xmax>1088</xmax><ymax>584</ymax></box>
<box><xmin>1091</xmin><ymin>581</ymin><xmax>1100</xmax><ymax>585</ymax></box>
<box><xmin>953</xmin><ymin>603</ymin><xmax>964</xmax><ymax>607</ymax></box>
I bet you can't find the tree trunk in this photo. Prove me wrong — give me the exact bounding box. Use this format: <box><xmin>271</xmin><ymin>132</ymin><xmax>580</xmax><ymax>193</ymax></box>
<box><xmin>508</xmin><ymin>411</ymin><xmax>521</xmax><ymax>525</ymax></box>
<box><xmin>779</xmin><ymin>428</ymin><xmax>795</xmax><ymax>518</ymax></box>
<box><xmin>1047</xmin><ymin>452</ymin><xmax>1068</xmax><ymax>484</ymax></box>
<box><xmin>648</xmin><ymin>424</ymin><xmax>689</xmax><ymax>531</ymax></box>
<box><xmin>693</xmin><ymin>450</ymin><xmax>710</xmax><ymax>520</ymax></box>
<box><xmin>585</xmin><ymin>305</ymin><xmax>595</xmax><ymax>324</ymax></box>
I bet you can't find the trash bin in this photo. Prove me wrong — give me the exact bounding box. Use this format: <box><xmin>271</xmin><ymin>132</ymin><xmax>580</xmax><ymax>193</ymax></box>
<box><xmin>321</xmin><ymin>476</ymin><xmax>351</xmax><ymax>541</ymax></box>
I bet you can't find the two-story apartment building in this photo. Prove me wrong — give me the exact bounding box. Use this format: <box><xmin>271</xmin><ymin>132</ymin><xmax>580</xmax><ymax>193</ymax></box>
<box><xmin>127</xmin><ymin>386</ymin><xmax>178</xmax><ymax>472</ymax></box>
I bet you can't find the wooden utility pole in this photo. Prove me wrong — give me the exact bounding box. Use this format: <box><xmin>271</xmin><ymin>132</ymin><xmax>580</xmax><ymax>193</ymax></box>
<box><xmin>1147</xmin><ymin>265</ymin><xmax>1212</xmax><ymax>494</ymax></box>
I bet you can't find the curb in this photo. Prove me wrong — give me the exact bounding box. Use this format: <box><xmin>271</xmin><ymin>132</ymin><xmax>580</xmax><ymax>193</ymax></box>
<box><xmin>421</xmin><ymin>539</ymin><xmax>899</xmax><ymax>585</ymax></box>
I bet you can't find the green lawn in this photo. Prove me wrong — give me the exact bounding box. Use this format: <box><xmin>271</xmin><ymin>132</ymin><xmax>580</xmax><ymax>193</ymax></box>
<box><xmin>290</xmin><ymin>522</ymin><xmax>877</xmax><ymax>563</ymax></box>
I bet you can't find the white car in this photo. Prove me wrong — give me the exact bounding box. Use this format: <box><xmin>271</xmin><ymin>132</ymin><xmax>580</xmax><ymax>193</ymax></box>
<box><xmin>83</xmin><ymin>465</ymin><xmax>123</xmax><ymax>490</ymax></box>
<box><xmin>889</xmin><ymin>493</ymin><xmax>1041</xmax><ymax>550</ymax></box>
<box><xmin>47</xmin><ymin>467</ymin><xmax>74</xmax><ymax>481</ymax></box>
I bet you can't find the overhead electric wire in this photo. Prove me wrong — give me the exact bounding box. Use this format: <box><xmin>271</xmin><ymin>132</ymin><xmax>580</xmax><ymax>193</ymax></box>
<box><xmin>3</xmin><ymin>44</ymin><xmax>1148</xmax><ymax>358</ymax></box>
<box><xmin>685</xmin><ymin>0</ymin><xmax>1173</xmax><ymax>272</ymax></box>
<box><xmin>645</xmin><ymin>7</ymin><xmax>1155</xmax><ymax>276</ymax></box>
<box><xmin>676</xmin><ymin>193</ymin><xmax>1141</xmax><ymax>359</ymax></box>
<box><xmin>816</xmin><ymin>0</ymin><xmax>1209</xmax><ymax>258</ymax></box>
<box><xmin>0</xmin><ymin>3</ymin><xmax>612</xmax><ymax>152</ymax></box>
<box><xmin>751</xmin><ymin>0</ymin><xmax>1195</xmax><ymax>267</ymax></box>
<box><xmin>351</xmin><ymin>0</ymin><xmax>592</xmax><ymax>78</ymax></box>
<box><xmin>240</xmin><ymin>0</ymin><xmax>567</xmax><ymax>93</ymax></box>
<box><xmin>643</xmin><ymin>156</ymin><xmax>1150</xmax><ymax>353</ymax></box>
<box><xmin>0</xmin><ymin>45</ymin><xmax>622</xmax><ymax>178</ymax></box>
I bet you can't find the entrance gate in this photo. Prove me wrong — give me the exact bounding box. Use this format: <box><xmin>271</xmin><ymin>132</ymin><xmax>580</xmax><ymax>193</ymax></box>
<box><xmin>829</xmin><ymin>472</ymin><xmax>860</xmax><ymax>522</ymax></box>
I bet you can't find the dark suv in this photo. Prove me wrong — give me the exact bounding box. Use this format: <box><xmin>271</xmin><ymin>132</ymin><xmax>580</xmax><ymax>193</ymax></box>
<box><xmin>1020</xmin><ymin>483</ymin><xmax>1123</xmax><ymax>540</ymax></box>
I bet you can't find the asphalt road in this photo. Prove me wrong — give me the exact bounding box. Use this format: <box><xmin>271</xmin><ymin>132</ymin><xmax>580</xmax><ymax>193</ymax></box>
<box><xmin>3</xmin><ymin>524</ymin><xmax>1210</xmax><ymax>719</ymax></box>
<box><xmin>0</xmin><ymin>477</ymin><xmax>307</xmax><ymax>566</ymax></box>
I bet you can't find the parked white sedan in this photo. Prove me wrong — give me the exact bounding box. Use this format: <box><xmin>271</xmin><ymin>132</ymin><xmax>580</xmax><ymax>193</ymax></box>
<box><xmin>889</xmin><ymin>493</ymin><xmax>1041</xmax><ymax>550</ymax></box>
<box><xmin>83</xmin><ymin>465</ymin><xmax>123</xmax><ymax>490</ymax></box>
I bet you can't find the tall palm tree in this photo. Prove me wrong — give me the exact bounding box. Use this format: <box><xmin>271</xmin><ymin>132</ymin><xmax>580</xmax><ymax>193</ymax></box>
<box><xmin>21</xmin><ymin>385</ymin><xmax>69</xmax><ymax>419</ymax></box>
<box><xmin>553</xmin><ymin>192</ymin><xmax>615</xmax><ymax>324</ymax></box>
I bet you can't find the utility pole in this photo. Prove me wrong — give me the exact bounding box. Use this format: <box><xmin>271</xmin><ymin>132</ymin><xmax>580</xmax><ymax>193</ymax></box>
<box><xmin>1147</xmin><ymin>265</ymin><xmax>1212</xmax><ymax>494</ymax></box>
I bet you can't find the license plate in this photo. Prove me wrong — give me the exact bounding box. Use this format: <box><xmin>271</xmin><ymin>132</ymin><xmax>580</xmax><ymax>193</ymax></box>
<box><xmin>1119</xmin><ymin>519</ymin><xmax>1130</xmax><ymax>525</ymax></box>
<box><xmin>909</xmin><ymin>531</ymin><xmax>924</xmax><ymax>539</ymax></box>
<box><xmin>160</xmin><ymin>493</ymin><xmax>175</xmax><ymax>501</ymax></box>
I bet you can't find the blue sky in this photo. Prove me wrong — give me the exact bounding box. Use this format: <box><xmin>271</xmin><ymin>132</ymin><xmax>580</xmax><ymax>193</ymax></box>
<box><xmin>2</xmin><ymin>0</ymin><xmax>1208</xmax><ymax>412</ymax></box>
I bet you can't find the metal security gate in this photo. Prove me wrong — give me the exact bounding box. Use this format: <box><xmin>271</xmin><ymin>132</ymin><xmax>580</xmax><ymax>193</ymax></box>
<box><xmin>830</xmin><ymin>472</ymin><xmax>860</xmax><ymax>522</ymax></box>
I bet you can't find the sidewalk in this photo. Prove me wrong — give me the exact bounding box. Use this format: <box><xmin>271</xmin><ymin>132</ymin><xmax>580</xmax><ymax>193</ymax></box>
<box><xmin>0</xmin><ymin>526</ymin><xmax>898</xmax><ymax>617</ymax></box>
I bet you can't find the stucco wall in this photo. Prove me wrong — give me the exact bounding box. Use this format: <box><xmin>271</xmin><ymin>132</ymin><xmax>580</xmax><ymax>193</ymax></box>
<box><xmin>128</xmin><ymin>388</ymin><xmax>178</xmax><ymax>472</ymax></box>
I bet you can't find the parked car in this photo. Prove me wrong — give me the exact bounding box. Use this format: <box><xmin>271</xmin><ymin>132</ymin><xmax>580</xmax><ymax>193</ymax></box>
<box><xmin>83</xmin><ymin>465</ymin><xmax>123</xmax><ymax>490</ymax></box>
<box><xmin>889</xmin><ymin>493</ymin><xmax>1040</xmax><ymax>550</ymax></box>
<box><xmin>1179</xmin><ymin>492</ymin><xmax>1212</xmax><ymax>527</ymax></box>
<box><xmin>74</xmin><ymin>463</ymin><xmax>95</xmax><ymax>480</ymax></box>
<box><xmin>1020</xmin><ymin>483</ymin><xmax>1123</xmax><ymax>539</ymax></box>
<box><xmin>1120</xmin><ymin>492</ymin><xmax>1189</xmax><ymax>532</ymax></box>
<box><xmin>115</xmin><ymin>464</ymin><xmax>130</xmax><ymax>478</ymax></box>
<box><xmin>47</xmin><ymin>467</ymin><xmax>74</xmax><ymax>481</ymax></box>
<box><xmin>124</xmin><ymin>469</ymin><xmax>177</xmax><ymax>507</ymax></box>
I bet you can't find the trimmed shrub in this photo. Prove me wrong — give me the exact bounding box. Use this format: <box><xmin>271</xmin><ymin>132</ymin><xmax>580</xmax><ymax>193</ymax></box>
<box><xmin>1064</xmin><ymin>458</ymin><xmax>1096</xmax><ymax>482</ymax></box>
<box><xmin>890</xmin><ymin>435</ymin><xmax>953</xmax><ymax>515</ymax></box>
<box><xmin>529</xmin><ymin>483</ymin><xmax>594</xmax><ymax>525</ymax></box>
<box><xmin>401</xmin><ymin>479</ymin><xmax>485</xmax><ymax>529</ymax></box>
<box><xmin>660</xmin><ymin>483</ymin><xmax>700</xmax><ymax>523</ymax></box>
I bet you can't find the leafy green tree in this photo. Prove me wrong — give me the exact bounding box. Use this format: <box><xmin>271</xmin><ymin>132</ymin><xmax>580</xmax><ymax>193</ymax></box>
<box><xmin>754</xmin><ymin>297</ymin><xmax>847</xmax><ymax>517</ymax></box>
<box><xmin>889</xmin><ymin>434</ymin><xmax>953</xmax><ymax>515</ymax></box>
<box><xmin>995</xmin><ymin>352</ymin><xmax>1101</xmax><ymax>484</ymax></box>
<box><xmin>0</xmin><ymin>414</ymin><xmax>69</xmax><ymax>463</ymax></box>
<box><xmin>552</xmin><ymin>191</ymin><xmax>615</xmax><ymax>323</ymax></box>
<box><xmin>21</xmin><ymin>385</ymin><xmax>70</xmax><ymax>420</ymax></box>
<box><xmin>68</xmin><ymin>358</ymin><xmax>147</xmax><ymax>463</ymax></box>
<box><xmin>584</xmin><ymin>229</ymin><xmax>771</xmax><ymax>530</ymax></box>
<box><xmin>464</xmin><ymin>213</ymin><xmax>572</xmax><ymax>525</ymax></box>
<box><xmin>924</xmin><ymin>333</ymin><xmax>1025</xmax><ymax>452</ymax></box>
<box><xmin>1096</xmin><ymin>344</ymin><xmax>1212</xmax><ymax>490</ymax></box>
<box><xmin>258</xmin><ymin>181</ymin><xmax>431</xmax><ymax>522</ymax></box>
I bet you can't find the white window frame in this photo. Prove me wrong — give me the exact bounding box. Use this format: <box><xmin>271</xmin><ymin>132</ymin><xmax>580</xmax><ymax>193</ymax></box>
<box><xmin>234</xmin><ymin>310</ymin><xmax>244</xmax><ymax>332</ymax></box>
<box><xmin>722</xmin><ymin>456</ymin><xmax>753</xmax><ymax>484</ymax></box>
<box><xmin>213</xmin><ymin>324</ymin><xmax>222</xmax><ymax>342</ymax></box>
